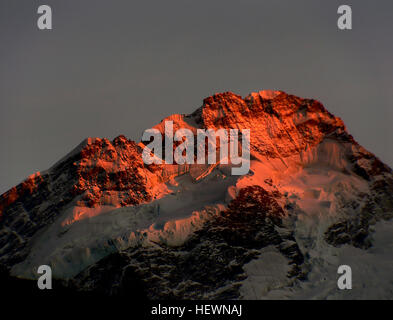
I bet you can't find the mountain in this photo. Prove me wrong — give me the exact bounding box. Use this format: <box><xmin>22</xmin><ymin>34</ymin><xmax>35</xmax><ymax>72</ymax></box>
<box><xmin>1</xmin><ymin>90</ymin><xmax>392</xmax><ymax>299</ymax></box>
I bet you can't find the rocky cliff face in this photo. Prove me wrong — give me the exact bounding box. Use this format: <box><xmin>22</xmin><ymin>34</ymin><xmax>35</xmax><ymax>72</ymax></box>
<box><xmin>1</xmin><ymin>90</ymin><xmax>392</xmax><ymax>299</ymax></box>
<box><xmin>0</xmin><ymin>136</ymin><xmax>168</xmax><ymax>269</ymax></box>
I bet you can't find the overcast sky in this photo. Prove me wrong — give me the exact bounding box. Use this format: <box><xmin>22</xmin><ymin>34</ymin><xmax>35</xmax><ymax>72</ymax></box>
<box><xmin>1</xmin><ymin>0</ymin><xmax>392</xmax><ymax>194</ymax></box>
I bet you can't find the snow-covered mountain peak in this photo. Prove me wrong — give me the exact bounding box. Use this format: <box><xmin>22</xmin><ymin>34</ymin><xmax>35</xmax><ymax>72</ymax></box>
<box><xmin>0</xmin><ymin>90</ymin><xmax>392</xmax><ymax>299</ymax></box>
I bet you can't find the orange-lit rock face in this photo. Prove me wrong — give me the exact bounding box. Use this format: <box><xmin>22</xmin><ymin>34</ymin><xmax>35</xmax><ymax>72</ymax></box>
<box><xmin>196</xmin><ymin>91</ymin><xmax>346</xmax><ymax>160</ymax></box>
<box><xmin>149</xmin><ymin>91</ymin><xmax>348</xmax><ymax>167</ymax></box>
<box><xmin>72</xmin><ymin>137</ymin><xmax>151</xmax><ymax>205</ymax></box>
<box><xmin>0</xmin><ymin>135</ymin><xmax>168</xmax><ymax>227</ymax></box>
<box><xmin>0</xmin><ymin>172</ymin><xmax>45</xmax><ymax>219</ymax></box>
<box><xmin>62</xmin><ymin>136</ymin><xmax>171</xmax><ymax>225</ymax></box>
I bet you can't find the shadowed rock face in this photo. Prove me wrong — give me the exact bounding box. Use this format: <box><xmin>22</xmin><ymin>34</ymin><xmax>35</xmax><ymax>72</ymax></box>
<box><xmin>0</xmin><ymin>90</ymin><xmax>392</xmax><ymax>298</ymax></box>
<box><xmin>69</xmin><ymin>186</ymin><xmax>304</xmax><ymax>299</ymax></box>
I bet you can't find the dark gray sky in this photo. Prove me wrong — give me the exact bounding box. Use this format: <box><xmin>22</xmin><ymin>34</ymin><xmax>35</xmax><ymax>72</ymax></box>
<box><xmin>1</xmin><ymin>0</ymin><xmax>392</xmax><ymax>194</ymax></box>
